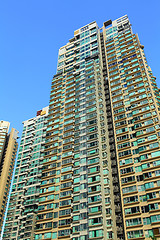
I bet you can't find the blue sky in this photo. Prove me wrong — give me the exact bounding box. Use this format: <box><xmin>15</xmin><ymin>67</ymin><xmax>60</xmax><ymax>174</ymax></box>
<box><xmin>1</xmin><ymin>0</ymin><xmax>160</xmax><ymax>139</ymax></box>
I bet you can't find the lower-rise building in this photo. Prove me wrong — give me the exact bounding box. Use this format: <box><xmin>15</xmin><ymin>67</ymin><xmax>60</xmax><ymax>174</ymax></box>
<box><xmin>0</xmin><ymin>121</ymin><xmax>18</xmax><ymax>234</ymax></box>
<box><xmin>3</xmin><ymin>108</ymin><xmax>48</xmax><ymax>240</ymax></box>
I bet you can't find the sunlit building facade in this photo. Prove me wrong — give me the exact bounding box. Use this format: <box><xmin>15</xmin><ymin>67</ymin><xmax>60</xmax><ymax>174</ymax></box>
<box><xmin>101</xmin><ymin>16</ymin><xmax>160</xmax><ymax>240</ymax></box>
<box><xmin>35</xmin><ymin>15</ymin><xmax>160</xmax><ymax>240</ymax></box>
<box><xmin>3</xmin><ymin>108</ymin><xmax>48</xmax><ymax>240</ymax></box>
<box><xmin>4</xmin><ymin>15</ymin><xmax>160</xmax><ymax>240</ymax></box>
<box><xmin>34</xmin><ymin>19</ymin><xmax>125</xmax><ymax>240</ymax></box>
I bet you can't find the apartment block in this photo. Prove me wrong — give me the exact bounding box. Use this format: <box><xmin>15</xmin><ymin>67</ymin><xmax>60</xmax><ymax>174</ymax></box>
<box><xmin>34</xmin><ymin>16</ymin><xmax>160</xmax><ymax>240</ymax></box>
<box><xmin>4</xmin><ymin>15</ymin><xmax>160</xmax><ymax>240</ymax></box>
<box><xmin>0</xmin><ymin>121</ymin><xmax>18</xmax><ymax>233</ymax></box>
<box><xmin>34</xmin><ymin>20</ymin><xmax>124</xmax><ymax>240</ymax></box>
<box><xmin>3</xmin><ymin>107</ymin><xmax>48</xmax><ymax>240</ymax></box>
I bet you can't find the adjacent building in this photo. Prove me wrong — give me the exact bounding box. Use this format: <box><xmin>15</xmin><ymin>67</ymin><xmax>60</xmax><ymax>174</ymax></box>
<box><xmin>0</xmin><ymin>121</ymin><xmax>18</xmax><ymax>233</ymax></box>
<box><xmin>3</xmin><ymin>107</ymin><xmax>48</xmax><ymax>240</ymax></box>
<box><xmin>102</xmin><ymin>17</ymin><xmax>160</xmax><ymax>239</ymax></box>
<box><xmin>4</xmin><ymin>15</ymin><xmax>160</xmax><ymax>240</ymax></box>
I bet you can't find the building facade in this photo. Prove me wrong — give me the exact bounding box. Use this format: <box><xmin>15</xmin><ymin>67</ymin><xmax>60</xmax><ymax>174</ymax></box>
<box><xmin>4</xmin><ymin>15</ymin><xmax>160</xmax><ymax>240</ymax></box>
<box><xmin>3</xmin><ymin>107</ymin><xmax>48</xmax><ymax>240</ymax></box>
<box><xmin>35</xmin><ymin>16</ymin><xmax>160</xmax><ymax>240</ymax></box>
<box><xmin>34</xmin><ymin>20</ymin><xmax>124</xmax><ymax>240</ymax></box>
<box><xmin>0</xmin><ymin>121</ymin><xmax>18</xmax><ymax>234</ymax></box>
<box><xmin>101</xmin><ymin>16</ymin><xmax>160</xmax><ymax>239</ymax></box>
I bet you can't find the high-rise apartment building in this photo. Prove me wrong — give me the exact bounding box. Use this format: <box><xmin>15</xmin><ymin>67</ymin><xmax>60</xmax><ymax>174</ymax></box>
<box><xmin>4</xmin><ymin>15</ymin><xmax>160</xmax><ymax>240</ymax></box>
<box><xmin>3</xmin><ymin>107</ymin><xmax>48</xmax><ymax>240</ymax></box>
<box><xmin>34</xmin><ymin>15</ymin><xmax>160</xmax><ymax>240</ymax></box>
<box><xmin>34</xmin><ymin>20</ymin><xmax>122</xmax><ymax>240</ymax></box>
<box><xmin>0</xmin><ymin>121</ymin><xmax>18</xmax><ymax>233</ymax></box>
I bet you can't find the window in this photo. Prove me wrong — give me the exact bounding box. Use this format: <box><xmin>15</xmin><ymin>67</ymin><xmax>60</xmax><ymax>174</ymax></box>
<box><xmin>149</xmin><ymin>203</ymin><xmax>159</xmax><ymax>211</ymax></box>
<box><xmin>59</xmin><ymin>209</ymin><xmax>71</xmax><ymax>216</ymax></box>
<box><xmin>119</xmin><ymin>158</ymin><xmax>132</xmax><ymax>166</ymax></box>
<box><xmin>88</xmin><ymin>166</ymin><xmax>99</xmax><ymax>173</ymax></box>
<box><xmin>141</xmin><ymin>205</ymin><xmax>149</xmax><ymax>213</ymax></box>
<box><xmin>46</xmin><ymin>212</ymin><xmax>53</xmax><ymax>218</ymax></box>
<box><xmin>144</xmin><ymin>229</ymin><xmax>154</xmax><ymax>238</ymax></box>
<box><xmin>45</xmin><ymin>222</ymin><xmax>52</xmax><ymax>228</ymax></box>
<box><xmin>74</xmin><ymin>177</ymin><xmax>80</xmax><ymax>183</ymax></box>
<box><xmin>117</xmin><ymin>134</ymin><xmax>129</xmax><ymax>142</ymax></box>
<box><xmin>60</xmin><ymin>199</ymin><xmax>71</xmax><ymax>207</ymax></box>
<box><xmin>73</xmin><ymin>204</ymin><xmax>79</xmax><ymax>212</ymax></box>
<box><xmin>44</xmin><ymin>232</ymin><xmax>52</xmax><ymax>239</ymax></box>
<box><xmin>148</xmin><ymin>134</ymin><xmax>157</xmax><ymax>141</ymax></box>
<box><xmin>126</xmin><ymin>218</ymin><xmax>142</xmax><ymax>226</ymax></box>
<box><xmin>127</xmin><ymin>230</ymin><xmax>143</xmax><ymax>239</ymax></box>
<box><xmin>73</xmin><ymin>195</ymin><xmax>80</xmax><ymax>202</ymax></box>
<box><xmin>145</xmin><ymin>182</ymin><xmax>154</xmax><ymax>189</ymax></box>
<box><xmin>143</xmin><ymin>217</ymin><xmax>151</xmax><ymax>225</ymax></box>
<box><xmin>58</xmin><ymin>229</ymin><xmax>70</xmax><ymax>237</ymax></box>
<box><xmin>118</xmin><ymin>142</ymin><xmax>130</xmax><ymax>149</ymax></box>
<box><xmin>80</xmin><ymin>213</ymin><xmax>87</xmax><ymax>220</ymax></box>
<box><xmin>119</xmin><ymin>150</ymin><xmax>131</xmax><ymax>157</ymax></box>
<box><xmin>80</xmin><ymin>223</ymin><xmax>87</xmax><ymax>231</ymax></box>
<box><xmin>35</xmin><ymin>234</ymin><xmax>42</xmax><ymax>240</ymax></box>
<box><xmin>88</xmin><ymin>195</ymin><xmax>101</xmax><ymax>203</ymax></box>
<box><xmin>89</xmin><ymin>206</ymin><xmax>101</xmax><ymax>213</ymax></box>
<box><xmin>138</xmin><ymin>185</ymin><xmax>145</xmax><ymax>192</ymax></box>
<box><xmin>89</xmin><ymin>217</ymin><xmax>102</xmax><ymax>226</ymax></box>
<box><xmin>146</xmin><ymin>192</ymin><xmax>156</xmax><ymax>200</ymax></box>
<box><xmin>116</xmin><ymin>127</ymin><xmax>128</xmax><ymax>134</ymax></box>
<box><xmin>73</xmin><ymin>225</ymin><xmax>80</xmax><ymax>233</ymax></box>
<box><xmin>122</xmin><ymin>185</ymin><xmax>137</xmax><ymax>194</ymax></box>
<box><xmin>149</xmin><ymin>142</ymin><xmax>159</xmax><ymax>149</ymax></box>
<box><xmin>52</xmin><ymin>232</ymin><xmax>57</xmax><ymax>239</ymax></box>
<box><xmin>153</xmin><ymin>160</ymin><xmax>160</xmax><ymax>166</ymax></box>
<box><xmin>151</xmin><ymin>214</ymin><xmax>160</xmax><ymax>223</ymax></box>
<box><xmin>146</xmin><ymin>127</ymin><xmax>155</xmax><ymax>133</ymax></box>
<box><xmin>89</xmin><ymin>230</ymin><xmax>103</xmax><ymax>238</ymax></box>
<box><xmin>125</xmin><ymin>206</ymin><xmax>140</xmax><ymax>215</ymax></box>
<box><xmin>151</xmin><ymin>150</ymin><xmax>160</xmax><ymax>159</ymax></box>
<box><xmin>120</xmin><ymin>167</ymin><xmax>133</xmax><ymax>174</ymax></box>
<box><xmin>73</xmin><ymin>215</ymin><xmax>79</xmax><ymax>221</ymax></box>
<box><xmin>122</xmin><ymin>176</ymin><xmax>135</xmax><ymax>184</ymax></box>
<box><xmin>124</xmin><ymin>196</ymin><xmax>138</xmax><ymax>204</ymax></box>
<box><xmin>142</xmin><ymin>163</ymin><xmax>150</xmax><ymax>169</ymax></box>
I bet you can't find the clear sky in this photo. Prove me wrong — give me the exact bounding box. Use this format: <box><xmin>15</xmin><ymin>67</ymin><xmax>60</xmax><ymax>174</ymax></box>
<box><xmin>1</xmin><ymin>0</ymin><xmax>160</xmax><ymax>139</ymax></box>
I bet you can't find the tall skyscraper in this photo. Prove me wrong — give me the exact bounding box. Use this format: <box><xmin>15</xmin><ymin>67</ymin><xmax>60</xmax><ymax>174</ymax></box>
<box><xmin>35</xmin><ymin>19</ymin><xmax>122</xmax><ymax>240</ymax></box>
<box><xmin>4</xmin><ymin>15</ymin><xmax>160</xmax><ymax>240</ymax></box>
<box><xmin>34</xmin><ymin>15</ymin><xmax>160</xmax><ymax>240</ymax></box>
<box><xmin>0</xmin><ymin>121</ymin><xmax>18</xmax><ymax>233</ymax></box>
<box><xmin>3</xmin><ymin>107</ymin><xmax>48</xmax><ymax>240</ymax></box>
